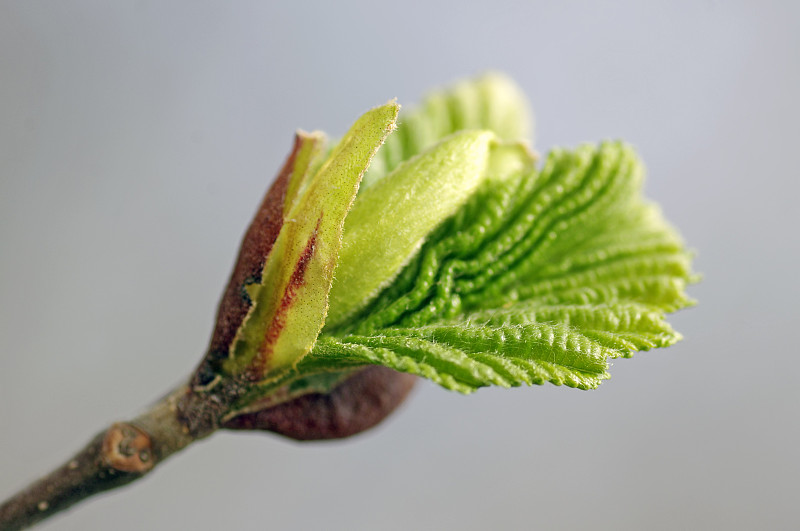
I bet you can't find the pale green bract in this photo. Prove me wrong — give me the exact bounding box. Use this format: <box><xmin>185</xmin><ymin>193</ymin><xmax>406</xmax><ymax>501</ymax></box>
<box><xmin>223</xmin><ymin>101</ymin><xmax>399</xmax><ymax>376</ymax></box>
<box><xmin>361</xmin><ymin>72</ymin><xmax>533</xmax><ymax>190</ymax></box>
<box><xmin>326</xmin><ymin>131</ymin><xmax>536</xmax><ymax>328</ymax></box>
<box><xmin>231</xmin><ymin>74</ymin><xmax>694</xmax><ymax>403</ymax></box>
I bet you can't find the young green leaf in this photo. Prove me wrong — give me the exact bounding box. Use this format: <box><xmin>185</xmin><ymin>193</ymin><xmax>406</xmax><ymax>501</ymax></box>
<box><xmin>361</xmin><ymin>72</ymin><xmax>533</xmax><ymax>190</ymax></box>
<box><xmin>204</xmin><ymin>75</ymin><xmax>694</xmax><ymax>420</ymax></box>
<box><xmin>285</xmin><ymin>141</ymin><xmax>694</xmax><ymax>394</ymax></box>
<box><xmin>326</xmin><ymin>131</ymin><xmax>535</xmax><ymax>328</ymax></box>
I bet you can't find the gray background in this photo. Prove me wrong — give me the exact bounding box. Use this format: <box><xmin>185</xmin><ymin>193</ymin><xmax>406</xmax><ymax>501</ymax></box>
<box><xmin>1</xmin><ymin>1</ymin><xmax>798</xmax><ymax>530</ymax></box>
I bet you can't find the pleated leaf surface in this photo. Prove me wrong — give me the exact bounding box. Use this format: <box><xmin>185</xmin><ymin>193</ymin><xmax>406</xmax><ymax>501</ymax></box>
<box><xmin>296</xmin><ymin>141</ymin><xmax>694</xmax><ymax>393</ymax></box>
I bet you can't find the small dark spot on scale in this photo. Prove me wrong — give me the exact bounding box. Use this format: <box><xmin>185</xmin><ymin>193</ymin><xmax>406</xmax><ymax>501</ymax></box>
<box><xmin>195</xmin><ymin>362</ymin><xmax>219</xmax><ymax>386</ymax></box>
<box><xmin>240</xmin><ymin>276</ymin><xmax>261</xmax><ymax>303</ymax></box>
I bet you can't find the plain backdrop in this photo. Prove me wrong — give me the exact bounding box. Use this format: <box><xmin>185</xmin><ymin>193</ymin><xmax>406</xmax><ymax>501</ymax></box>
<box><xmin>1</xmin><ymin>2</ymin><xmax>798</xmax><ymax>530</ymax></box>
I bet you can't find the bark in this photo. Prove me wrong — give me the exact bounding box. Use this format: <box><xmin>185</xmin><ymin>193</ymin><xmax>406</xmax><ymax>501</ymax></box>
<box><xmin>0</xmin><ymin>386</ymin><xmax>194</xmax><ymax>531</ymax></box>
<box><xmin>0</xmin><ymin>368</ymin><xmax>414</xmax><ymax>530</ymax></box>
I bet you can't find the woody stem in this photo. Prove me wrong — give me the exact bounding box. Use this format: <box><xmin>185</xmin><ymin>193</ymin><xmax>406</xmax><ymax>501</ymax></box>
<box><xmin>0</xmin><ymin>384</ymin><xmax>198</xmax><ymax>531</ymax></box>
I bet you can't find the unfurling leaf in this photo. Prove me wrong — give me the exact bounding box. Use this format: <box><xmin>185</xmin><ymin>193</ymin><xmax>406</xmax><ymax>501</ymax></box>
<box><xmin>326</xmin><ymin>131</ymin><xmax>536</xmax><ymax>328</ymax></box>
<box><xmin>292</xmin><ymin>141</ymin><xmax>694</xmax><ymax>394</ymax></box>
<box><xmin>188</xmin><ymin>73</ymin><xmax>694</xmax><ymax>427</ymax></box>
<box><xmin>361</xmin><ymin>72</ymin><xmax>533</xmax><ymax>190</ymax></box>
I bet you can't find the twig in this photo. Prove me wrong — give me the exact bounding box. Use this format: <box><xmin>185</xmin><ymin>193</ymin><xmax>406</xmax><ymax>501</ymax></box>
<box><xmin>0</xmin><ymin>366</ymin><xmax>416</xmax><ymax>530</ymax></box>
<box><xmin>0</xmin><ymin>385</ymin><xmax>196</xmax><ymax>531</ymax></box>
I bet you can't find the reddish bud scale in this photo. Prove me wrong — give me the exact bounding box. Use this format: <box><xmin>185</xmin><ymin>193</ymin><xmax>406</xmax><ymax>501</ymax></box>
<box><xmin>245</xmin><ymin>218</ymin><xmax>321</xmax><ymax>380</ymax></box>
<box><xmin>223</xmin><ymin>367</ymin><xmax>416</xmax><ymax>440</ymax></box>
<box><xmin>189</xmin><ymin>135</ymin><xmax>302</xmax><ymax>389</ymax></box>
